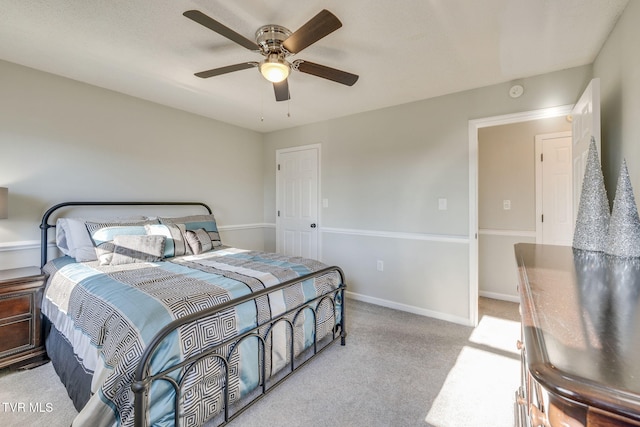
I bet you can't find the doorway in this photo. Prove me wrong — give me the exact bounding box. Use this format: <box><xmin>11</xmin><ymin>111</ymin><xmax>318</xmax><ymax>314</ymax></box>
<box><xmin>468</xmin><ymin>105</ymin><xmax>573</xmax><ymax>326</ymax></box>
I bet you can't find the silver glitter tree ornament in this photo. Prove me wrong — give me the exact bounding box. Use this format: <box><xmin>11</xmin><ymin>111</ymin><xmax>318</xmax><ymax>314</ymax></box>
<box><xmin>573</xmin><ymin>137</ymin><xmax>610</xmax><ymax>252</ymax></box>
<box><xmin>605</xmin><ymin>160</ymin><xmax>640</xmax><ymax>258</ymax></box>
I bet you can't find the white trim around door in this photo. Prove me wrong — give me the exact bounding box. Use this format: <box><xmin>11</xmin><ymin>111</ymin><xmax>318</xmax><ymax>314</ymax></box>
<box><xmin>468</xmin><ymin>104</ymin><xmax>573</xmax><ymax>326</ymax></box>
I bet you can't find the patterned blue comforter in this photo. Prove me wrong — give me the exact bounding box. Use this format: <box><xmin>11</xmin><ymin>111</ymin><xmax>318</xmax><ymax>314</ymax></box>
<box><xmin>42</xmin><ymin>247</ymin><xmax>342</xmax><ymax>427</ymax></box>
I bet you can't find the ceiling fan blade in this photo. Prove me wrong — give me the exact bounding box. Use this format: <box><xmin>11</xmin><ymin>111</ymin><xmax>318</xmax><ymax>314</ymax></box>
<box><xmin>184</xmin><ymin>10</ymin><xmax>260</xmax><ymax>51</ymax></box>
<box><xmin>273</xmin><ymin>80</ymin><xmax>290</xmax><ymax>102</ymax></box>
<box><xmin>195</xmin><ymin>62</ymin><xmax>258</xmax><ymax>78</ymax></box>
<box><xmin>294</xmin><ymin>60</ymin><xmax>359</xmax><ymax>86</ymax></box>
<box><xmin>282</xmin><ymin>9</ymin><xmax>342</xmax><ymax>54</ymax></box>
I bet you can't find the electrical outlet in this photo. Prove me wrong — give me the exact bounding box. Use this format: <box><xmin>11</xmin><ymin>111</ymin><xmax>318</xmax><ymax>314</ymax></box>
<box><xmin>503</xmin><ymin>200</ymin><xmax>511</xmax><ymax>210</ymax></box>
<box><xmin>438</xmin><ymin>198</ymin><xmax>447</xmax><ymax>210</ymax></box>
<box><xmin>376</xmin><ymin>260</ymin><xmax>384</xmax><ymax>272</ymax></box>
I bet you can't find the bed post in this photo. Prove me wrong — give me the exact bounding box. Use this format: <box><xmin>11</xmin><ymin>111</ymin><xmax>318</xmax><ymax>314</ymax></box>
<box><xmin>341</xmin><ymin>284</ymin><xmax>347</xmax><ymax>345</ymax></box>
<box><xmin>131</xmin><ymin>378</ymin><xmax>149</xmax><ymax>427</ymax></box>
<box><xmin>39</xmin><ymin>221</ymin><xmax>49</xmax><ymax>269</ymax></box>
<box><xmin>39</xmin><ymin>202</ymin><xmax>66</xmax><ymax>268</ymax></box>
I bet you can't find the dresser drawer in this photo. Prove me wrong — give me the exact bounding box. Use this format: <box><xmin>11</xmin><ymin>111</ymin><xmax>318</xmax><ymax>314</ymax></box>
<box><xmin>0</xmin><ymin>294</ymin><xmax>32</xmax><ymax>319</ymax></box>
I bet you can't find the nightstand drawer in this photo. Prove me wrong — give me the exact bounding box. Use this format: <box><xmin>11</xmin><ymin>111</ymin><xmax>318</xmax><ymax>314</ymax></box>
<box><xmin>0</xmin><ymin>267</ymin><xmax>47</xmax><ymax>369</ymax></box>
<box><xmin>0</xmin><ymin>294</ymin><xmax>32</xmax><ymax>319</ymax></box>
<box><xmin>0</xmin><ymin>318</ymin><xmax>31</xmax><ymax>354</ymax></box>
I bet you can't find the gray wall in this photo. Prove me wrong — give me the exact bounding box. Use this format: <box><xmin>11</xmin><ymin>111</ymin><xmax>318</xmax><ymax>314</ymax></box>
<box><xmin>0</xmin><ymin>59</ymin><xmax>266</xmax><ymax>269</ymax></box>
<box><xmin>478</xmin><ymin>117</ymin><xmax>571</xmax><ymax>300</ymax></box>
<box><xmin>263</xmin><ymin>66</ymin><xmax>592</xmax><ymax>324</ymax></box>
<box><xmin>594</xmin><ymin>0</ymin><xmax>640</xmax><ymax>201</ymax></box>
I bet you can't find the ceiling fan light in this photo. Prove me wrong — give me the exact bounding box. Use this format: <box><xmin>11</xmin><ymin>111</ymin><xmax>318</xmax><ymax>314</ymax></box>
<box><xmin>260</xmin><ymin>57</ymin><xmax>290</xmax><ymax>83</ymax></box>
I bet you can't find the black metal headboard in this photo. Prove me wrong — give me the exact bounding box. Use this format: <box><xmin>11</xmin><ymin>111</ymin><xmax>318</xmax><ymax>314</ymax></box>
<box><xmin>39</xmin><ymin>201</ymin><xmax>212</xmax><ymax>268</ymax></box>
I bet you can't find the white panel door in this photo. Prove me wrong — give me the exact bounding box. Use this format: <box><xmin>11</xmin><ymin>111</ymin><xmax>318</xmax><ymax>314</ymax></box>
<box><xmin>536</xmin><ymin>133</ymin><xmax>573</xmax><ymax>245</ymax></box>
<box><xmin>571</xmin><ymin>78</ymin><xmax>601</xmax><ymax>222</ymax></box>
<box><xmin>276</xmin><ymin>146</ymin><xmax>319</xmax><ymax>258</ymax></box>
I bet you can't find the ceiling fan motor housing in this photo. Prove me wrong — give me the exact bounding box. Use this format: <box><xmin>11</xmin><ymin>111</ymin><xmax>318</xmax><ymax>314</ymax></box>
<box><xmin>256</xmin><ymin>25</ymin><xmax>292</xmax><ymax>56</ymax></box>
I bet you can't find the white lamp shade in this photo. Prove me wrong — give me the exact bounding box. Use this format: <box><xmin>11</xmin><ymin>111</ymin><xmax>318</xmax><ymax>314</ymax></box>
<box><xmin>0</xmin><ymin>187</ymin><xmax>7</xmax><ymax>219</ymax></box>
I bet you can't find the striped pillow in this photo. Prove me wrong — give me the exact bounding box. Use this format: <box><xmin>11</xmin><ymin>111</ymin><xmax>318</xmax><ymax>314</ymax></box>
<box><xmin>159</xmin><ymin>214</ymin><xmax>222</xmax><ymax>248</ymax></box>
<box><xmin>185</xmin><ymin>228</ymin><xmax>215</xmax><ymax>254</ymax></box>
<box><xmin>85</xmin><ymin>219</ymin><xmax>159</xmax><ymax>265</ymax></box>
<box><xmin>145</xmin><ymin>223</ymin><xmax>189</xmax><ymax>258</ymax></box>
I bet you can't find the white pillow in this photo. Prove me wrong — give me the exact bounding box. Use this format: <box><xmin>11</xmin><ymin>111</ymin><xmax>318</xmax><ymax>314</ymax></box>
<box><xmin>55</xmin><ymin>216</ymin><xmax>147</xmax><ymax>262</ymax></box>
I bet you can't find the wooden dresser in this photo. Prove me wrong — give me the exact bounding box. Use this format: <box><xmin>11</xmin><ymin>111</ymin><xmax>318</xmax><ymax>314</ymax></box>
<box><xmin>0</xmin><ymin>266</ymin><xmax>48</xmax><ymax>369</ymax></box>
<box><xmin>514</xmin><ymin>243</ymin><xmax>640</xmax><ymax>426</ymax></box>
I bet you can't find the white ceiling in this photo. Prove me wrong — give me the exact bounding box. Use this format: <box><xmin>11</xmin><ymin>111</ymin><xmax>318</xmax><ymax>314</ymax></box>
<box><xmin>0</xmin><ymin>0</ymin><xmax>629</xmax><ymax>133</ymax></box>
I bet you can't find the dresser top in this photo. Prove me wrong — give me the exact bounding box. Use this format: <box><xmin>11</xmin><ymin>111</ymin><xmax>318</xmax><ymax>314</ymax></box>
<box><xmin>515</xmin><ymin>243</ymin><xmax>640</xmax><ymax>421</ymax></box>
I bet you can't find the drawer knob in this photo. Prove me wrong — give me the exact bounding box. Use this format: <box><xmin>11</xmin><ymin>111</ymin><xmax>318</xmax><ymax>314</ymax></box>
<box><xmin>529</xmin><ymin>404</ymin><xmax>550</xmax><ymax>427</ymax></box>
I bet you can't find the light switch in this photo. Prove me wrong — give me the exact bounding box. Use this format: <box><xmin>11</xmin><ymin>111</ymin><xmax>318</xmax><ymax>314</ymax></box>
<box><xmin>322</xmin><ymin>199</ymin><xmax>329</xmax><ymax>208</ymax></box>
<box><xmin>438</xmin><ymin>198</ymin><xmax>447</xmax><ymax>211</ymax></box>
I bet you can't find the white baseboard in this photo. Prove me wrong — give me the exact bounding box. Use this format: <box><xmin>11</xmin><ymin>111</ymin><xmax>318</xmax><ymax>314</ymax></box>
<box><xmin>346</xmin><ymin>291</ymin><xmax>473</xmax><ymax>326</ymax></box>
<box><xmin>478</xmin><ymin>290</ymin><xmax>519</xmax><ymax>303</ymax></box>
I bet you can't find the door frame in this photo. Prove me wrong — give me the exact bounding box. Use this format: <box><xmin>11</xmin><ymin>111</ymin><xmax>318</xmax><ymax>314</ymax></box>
<box><xmin>468</xmin><ymin>105</ymin><xmax>573</xmax><ymax>326</ymax></box>
<box><xmin>275</xmin><ymin>143</ymin><xmax>322</xmax><ymax>258</ymax></box>
<box><xmin>535</xmin><ymin>131</ymin><xmax>573</xmax><ymax>244</ymax></box>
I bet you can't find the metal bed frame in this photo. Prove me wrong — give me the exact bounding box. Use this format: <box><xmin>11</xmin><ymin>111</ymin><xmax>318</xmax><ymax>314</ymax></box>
<box><xmin>39</xmin><ymin>201</ymin><xmax>347</xmax><ymax>427</ymax></box>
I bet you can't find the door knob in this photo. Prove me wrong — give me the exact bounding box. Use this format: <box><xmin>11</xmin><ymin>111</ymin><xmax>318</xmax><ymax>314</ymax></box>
<box><xmin>310</xmin><ymin>223</ymin><xmax>317</xmax><ymax>228</ymax></box>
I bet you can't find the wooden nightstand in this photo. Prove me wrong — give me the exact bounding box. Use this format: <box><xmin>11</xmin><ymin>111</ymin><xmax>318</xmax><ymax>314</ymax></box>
<box><xmin>0</xmin><ymin>266</ymin><xmax>48</xmax><ymax>369</ymax></box>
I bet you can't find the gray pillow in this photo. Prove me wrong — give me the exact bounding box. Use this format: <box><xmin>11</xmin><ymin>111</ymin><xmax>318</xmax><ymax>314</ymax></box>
<box><xmin>108</xmin><ymin>234</ymin><xmax>166</xmax><ymax>265</ymax></box>
<box><xmin>185</xmin><ymin>228</ymin><xmax>216</xmax><ymax>254</ymax></box>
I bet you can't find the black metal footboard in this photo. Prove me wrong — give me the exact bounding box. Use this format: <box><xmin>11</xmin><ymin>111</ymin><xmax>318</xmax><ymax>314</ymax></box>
<box><xmin>132</xmin><ymin>266</ymin><xmax>346</xmax><ymax>427</ymax></box>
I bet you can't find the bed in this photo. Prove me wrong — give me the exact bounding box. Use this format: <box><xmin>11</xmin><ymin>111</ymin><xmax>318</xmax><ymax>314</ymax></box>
<box><xmin>39</xmin><ymin>201</ymin><xmax>346</xmax><ymax>427</ymax></box>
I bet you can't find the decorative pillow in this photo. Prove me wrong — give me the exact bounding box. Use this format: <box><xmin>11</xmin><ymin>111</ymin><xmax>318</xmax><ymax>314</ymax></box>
<box><xmin>56</xmin><ymin>216</ymin><xmax>148</xmax><ymax>262</ymax></box>
<box><xmin>185</xmin><ymin>228</ymin><xmax>215</xmax><ymax>254</ymax></box>
<box><xmin>145</xmin><ymin>223</ymin><xmax>189</xmax><ymax>258</ymax></box>
<box><xmin>85</xmin><ymin>219</ymin><xmax>159</xmax><ymax>265</ymax></box>
<box><xmin>159</xmin><ymin>214</ymin><xmax>222</xmax><ymax>248</ymax></box>
<box><xmin>109</xmin><ymin>235</ymin><xmax>166</xmax><ymax>266</ymax></box>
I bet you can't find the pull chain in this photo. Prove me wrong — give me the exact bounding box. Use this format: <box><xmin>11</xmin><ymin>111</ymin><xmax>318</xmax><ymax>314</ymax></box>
<box><xmin>260</xmin><ymin>87</ymin><xmax>264</xmax><ymax>122</ymax></box>
<box><xmin>287</xmin><ymin>82</ymin><xmax>291</xmax><ymax>117</ymax></box>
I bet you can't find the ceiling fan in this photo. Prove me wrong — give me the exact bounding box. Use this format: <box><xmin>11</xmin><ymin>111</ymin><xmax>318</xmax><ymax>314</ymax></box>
<box><xmin>183</xmin><ymin>9</ymin><xmax>359</xmax><ymax>102</ymax></box>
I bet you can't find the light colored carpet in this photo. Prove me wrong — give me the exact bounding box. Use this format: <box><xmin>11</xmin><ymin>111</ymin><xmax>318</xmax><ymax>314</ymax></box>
<box><xmin>0</xmin><ymin>298</ymin><xmax>520</xmax><ymax>427</ymax></box>
<box><xmin>424</xmin><ymin>311</ymin><xmax>521</xmax><ymax>426</ymax></box>
<box><xmin>0</xmin><ymin>359</ymin><xmax>77</xmax><ymax>426</ymax></box>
